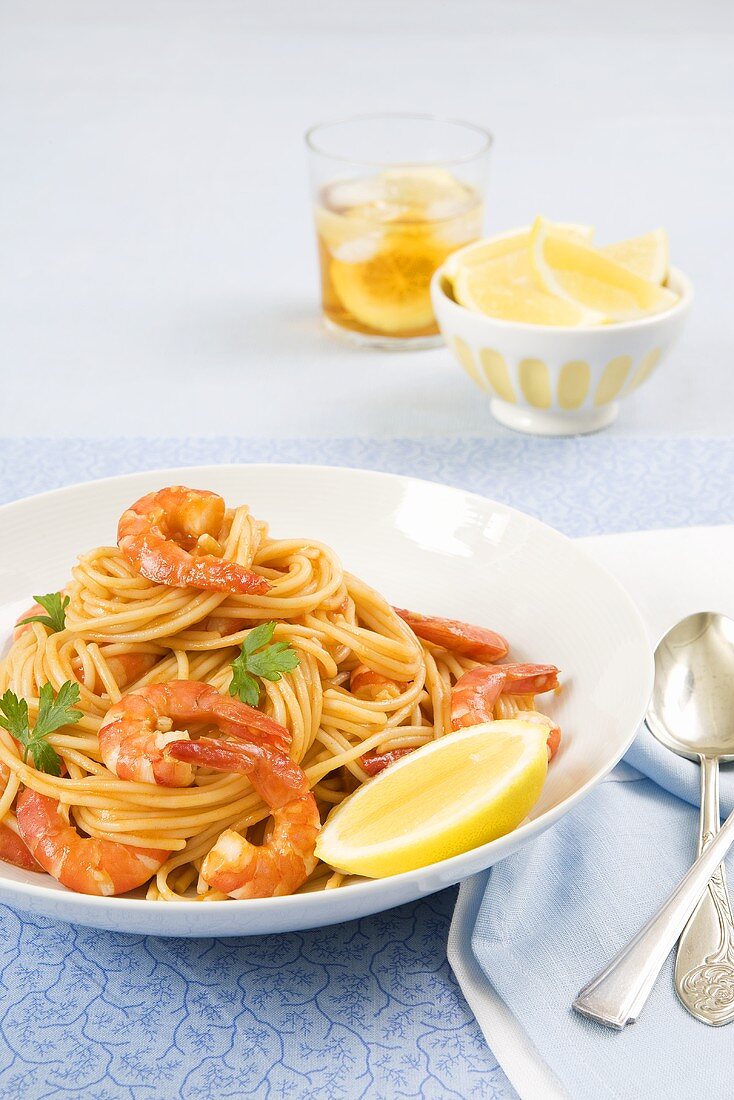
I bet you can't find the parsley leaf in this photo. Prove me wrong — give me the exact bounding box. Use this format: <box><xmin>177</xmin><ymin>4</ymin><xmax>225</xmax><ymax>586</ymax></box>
<box><xmin>0</xmin><ymin>691</ymin><xmax>29</xmax><ymax>741</ymax></box>
<box><xmin>0</xmin><ymin>681</ymin><xmax>81</xmax><ymax>776</ymax></box>
<box><xmin>229</xmin><ymin>622</ymin><xmax>300</xmax><ymax>707</ymax></box>
<box><xmin>19</xmin><ymin>592</ymin><xmax>70</xmax><ymax>633</ymax></box>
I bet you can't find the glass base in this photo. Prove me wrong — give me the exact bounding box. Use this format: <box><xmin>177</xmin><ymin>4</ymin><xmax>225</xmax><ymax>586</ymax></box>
<box><xmin>323</xmin><ymin>316</ymin><xmax>443</xmax><ymax>352</ymax></box>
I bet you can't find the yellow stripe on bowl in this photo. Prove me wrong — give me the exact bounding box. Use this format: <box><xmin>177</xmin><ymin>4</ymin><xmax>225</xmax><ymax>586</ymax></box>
<box><xmin>479</xmin><ymin>349</ymin><xmax>516</xmax><ymax>403</ymax></box>
<box><xmin>519</xmin><ymin>359</ymin><xmax>552</xmax><ymax>409</ymax></box>
<box><xmin>557</xmin><ymin>360</ymin><xmax>591</xmax><ymax>410</ymax></box>
<box><xmin>595</xmin><ymin>355</ymin><xmax>632</xmax><ymax>406</ymax></box>
<box><xmin>627</xmin><ymin>348</ymin><xmax>662</xmax><ymax>393</ymax></box>
<box><xmin>453</xmin><ymin>337</ymin><xmax>487</xmax><ymax>389</ymax></box>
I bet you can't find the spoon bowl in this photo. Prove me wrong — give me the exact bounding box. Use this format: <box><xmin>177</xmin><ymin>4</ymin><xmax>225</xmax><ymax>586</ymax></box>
<box><xmin>646</xmin><ymin>612</ymin><xmax>734</xmax><ymax>761</ymax></box>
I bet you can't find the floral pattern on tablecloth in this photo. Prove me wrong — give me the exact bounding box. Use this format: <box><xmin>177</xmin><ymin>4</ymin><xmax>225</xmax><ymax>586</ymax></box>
<box><xmin>0</xmin><ymin>435</ymin><xmax>732</xmax><ymax>1099</ymax></box>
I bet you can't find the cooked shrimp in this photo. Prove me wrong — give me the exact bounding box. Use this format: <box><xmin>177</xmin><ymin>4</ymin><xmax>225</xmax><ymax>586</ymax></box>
<box><xmin>519</xmin><ymin>711</ymin><xmax>562</xmax><ymax>761</ymax></box>
<box><xmin>451</xmin><ymin>663</ymin><xmax>561</xmax><ymax>758</ymax></box>
<box><xmin>167</xmin><ymin>738</ymin><xmax>320</xmax><ymax>899</ymax></box>
<box><xmin>0</xmin><ymin>756</ymin><xmax>39</xmax><ymax>872</ymax></box>
<box><xmin>349</xmin><ymin>664</ymin><xmax>406</xmax><ymax>702</ymax></box>
<box><xmin>13</xmin><ymin>602</ymin><xmax>44</xmax><ymax>639</ymax></box>
<box><xmin>206</xmin><ymin>612</ymin><xmax>250</xmax><ymax>637</ymax></box>
<box><xmin>72</xmin><ymin>650</ymin><xmax>157</xmax><ymax>695</ymax></box>
<box><xmin>98</xmin><ymin>680</ymin><xmax>291</xmax><ymax>787</ymax></box>
<box><xmin>451</xmin><ymin>662</ymin><xmax>559</xmax><ymax>730</ymax></box>
<box><xmin>118</xmin><ymin>486</ymin><xmax>271</xmax><ymax>594</ymax></box>
<box><xmin>0</xmin><ymin>820</ymin><xmax>40</xmax><ymax>872</ymax></box>
<box><xmin>360</xmin><ymin>747</ymin><xmax>414</xmax><ymax>776</ymax></box>
<box><xmin>16</xmin><ymin>789</ymin><xmax>166</xmax><ymax>896</ymax></box>
<box><xmin>366</xmin><ymin>660</ymin><xmax>561</xmax><ymax>777</ymax></box>
<box><xmin>450</xmin><ymin>666</ymin><xmax>507</xmax><ymax>730</ymax></box>
<box><xmin>546</xmin><ymin>723</ymin><xmax>561</xmax><ymax>759</ymax></box>
<box><xmin>394</xmin><ymin>609</ymin><xmax>508</xmax><ymax>662</ymax></box>
<box><xmin>498</xmin><ymin>663</ymin><xmax>559</xmax><ymax>695</ymax></box>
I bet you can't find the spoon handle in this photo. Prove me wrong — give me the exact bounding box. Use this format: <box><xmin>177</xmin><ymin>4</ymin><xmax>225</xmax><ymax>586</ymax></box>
<box><xmin>675</xmin><ymin>755</ymin><xmax>734</xmax><ymax>1025</ymax></box>
<box><xmin>573</xmin><ymin>805</ymin><xmax>734</xmax><ymax>1029</ymax></box>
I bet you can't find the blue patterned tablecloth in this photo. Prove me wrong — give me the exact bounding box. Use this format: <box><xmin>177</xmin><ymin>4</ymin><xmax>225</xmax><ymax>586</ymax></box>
<box><xmin>0</xmin><ymin>436</ymin><xmax>732</xmax><ymax>1100</ymax></box>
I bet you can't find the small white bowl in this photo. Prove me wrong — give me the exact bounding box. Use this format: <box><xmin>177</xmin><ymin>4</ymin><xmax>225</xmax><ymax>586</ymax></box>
<box><xmin>431</xmin><ymin>263</ymin><xmax>693</xmax><ymax>435</ymax></box>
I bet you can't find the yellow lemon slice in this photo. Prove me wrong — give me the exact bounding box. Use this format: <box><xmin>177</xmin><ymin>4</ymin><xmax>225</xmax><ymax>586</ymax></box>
<box><xmin>601</xmin><ymin>229</ymin><xmax>669</xmax><ymax>284</ymax></box>
<box><xmin>315</xmin><ymin>720</ymin><xmax>548</xmax><ymax>878</ymax></box>
<box><xmin>530</xmin><ymin>217</ymin><xmax>677</xmax><ymax>321</ymax></box>
<box><xmin>378</xmin><ymin>167</ymin><xmax>471</xmax><ymax>210</ymax></box>
<box><xmin>453</xmin><ymin>248</ymin><xmax>599</xmax><ymax>326</ymax></box>
<box><xmin>330</xmin><ymin>234</ymin><xmax>440</xmax><ymax>333</ymax></box>
<box><xmin>443</xmin><ymin>222</ymin><xmax>594</xmax><ymax>282</ymax></box>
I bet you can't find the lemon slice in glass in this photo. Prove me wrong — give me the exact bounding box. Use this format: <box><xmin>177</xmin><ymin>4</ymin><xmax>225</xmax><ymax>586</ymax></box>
<box><xmin>530</xmin><ymin>217</ymin><xmax>677</xmax><ymax>321</ymax></box>
<box><xmin>315</xmin><ymin>719</ymin><xmax>548</xmax><ymax>877</ymax></box>
<box><xmin>330</xmin><ymin>234</ymin><xmax>440</xmax><ymax>333</ymax></box>
<box><xmin>601</xmin><ymin>228</ymin><xmax>668</xmax><ymax>284</ymax></box>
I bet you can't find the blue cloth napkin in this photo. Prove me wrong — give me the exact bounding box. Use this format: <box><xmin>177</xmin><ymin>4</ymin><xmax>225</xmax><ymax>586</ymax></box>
<box><xmin>471</xmin><ymin>723</ymin><xmax>734</xmax><ymax>1100</ymax></box>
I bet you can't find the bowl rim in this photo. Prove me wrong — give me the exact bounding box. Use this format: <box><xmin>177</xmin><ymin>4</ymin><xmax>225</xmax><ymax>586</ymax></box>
<box><xmin>431</xmin><ymin>260</ymin><xmax>694</xmax><ymax>336</ymax></box>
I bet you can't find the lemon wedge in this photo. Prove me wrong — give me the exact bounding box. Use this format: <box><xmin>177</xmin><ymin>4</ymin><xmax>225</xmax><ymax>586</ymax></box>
<box><xmin>601</xmin><ymin>229</ymin><xmax>668</xmax><ymax>284</ymax></box>
<box><xmin>443</xmin><ymin>222</ymin><xmax>594</xmax><ymax>282</ymax></box>
<box><xmin>315</xmin><ymin>720</ymin><xmax>548</xmax><ymax>877</ymax></box>
<box><xmin>453</xmin><ymin>248</ymin><xmax>599</xmax><ymax>326</ymax></box>
<box><xmin>530</xmin><ymin>217</ymin><xmax>677</xmax><ymax>321</ymax></box>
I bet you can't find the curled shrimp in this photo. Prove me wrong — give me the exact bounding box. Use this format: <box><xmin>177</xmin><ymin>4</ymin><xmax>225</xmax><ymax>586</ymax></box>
<box><xmin>118</xmin><ymin>486</ymin><xmax>271</xmax><ymax>595</ymax></box>
<box><xmin>98</xmin><ymin>680</ymin><xmax>291</xmax><ymax>787</ymax></box>
<box><xmin>16</xmin><ymin>789</ymin><xmax>166</xmax><ymax>896</ymax></box>
<box><xmin>394</xmin><ymin>609</ymin><xmax>508</xmax><ymax>662</ymax></box>
<box><xmin>450</xmin><ymin>663</ymin><xmax>559</xmax><ymax>730</ymax></box>
<box><xmin>450</xmin><ymin>666</ymin><xmax>507</xmax><ymax>730</ymax></box>
<box><xmin>451</xmin><ymin>663</ymin><xmax>561</xmax><ymax>759</ymax></box>
<box><xmin>167</xmin><ymin>738</ymin><xmax>320</xmax><ymax>899</ymax></box>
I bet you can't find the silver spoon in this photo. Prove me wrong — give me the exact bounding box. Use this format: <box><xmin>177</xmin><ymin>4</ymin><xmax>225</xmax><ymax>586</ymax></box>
<box><xmin>647</xmin><ymin>612</ymin><xmax>734</xmax><ymax>1025</ymax></box>
<box><xmin>574</xmin><ymin>612</ymin><xmax>734</xmax><ymax>1028</ymax></box>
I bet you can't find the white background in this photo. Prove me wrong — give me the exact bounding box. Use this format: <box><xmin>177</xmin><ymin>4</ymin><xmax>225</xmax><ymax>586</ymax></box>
<box><xmin>1</xmin><ymin>0</ymin><xmax>732</xmax><ymax>438</ymax></box>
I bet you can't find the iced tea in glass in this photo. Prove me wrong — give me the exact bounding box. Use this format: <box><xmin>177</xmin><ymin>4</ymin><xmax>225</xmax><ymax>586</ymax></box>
<box><xmin>306</xmin><ymin>115</ymin><xmax>491</xmax><ymax>349</ymax></box>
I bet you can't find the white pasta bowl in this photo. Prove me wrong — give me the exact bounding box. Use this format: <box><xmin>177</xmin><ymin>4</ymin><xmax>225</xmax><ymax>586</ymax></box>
<box><xmin>0</xmin><ymin>464</ymin><xmax>652</xmax><ymax>936</ymax></box>
<box><xmin>431</xmin><ymin>264</ymin><xmax>693</xmax><ymax>435</ymax></box>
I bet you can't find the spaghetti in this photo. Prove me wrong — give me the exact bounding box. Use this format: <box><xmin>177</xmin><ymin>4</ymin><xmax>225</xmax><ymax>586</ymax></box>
<box><xmin>0</xmin><ymin>486</ymin><xmax>559</xmax><ymax>900</ymax></box>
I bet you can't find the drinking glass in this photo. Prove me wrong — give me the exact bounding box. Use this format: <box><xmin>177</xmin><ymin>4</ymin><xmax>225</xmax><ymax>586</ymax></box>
<box><xmin>306</xmin><ymin>114</ymin><xmax>491</xmax><ymax>349</ymax></box>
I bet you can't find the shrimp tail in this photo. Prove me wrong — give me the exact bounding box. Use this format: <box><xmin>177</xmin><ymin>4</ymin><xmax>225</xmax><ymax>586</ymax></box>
<box><xmin>360</xmin><ymin>747</ymin><xmax>415</xmax><ymax>776</ymax></box>
<box><xmin>167</xmin><ymin>738</ymin><xmax>309</xmax><ymax>806</ymax></box>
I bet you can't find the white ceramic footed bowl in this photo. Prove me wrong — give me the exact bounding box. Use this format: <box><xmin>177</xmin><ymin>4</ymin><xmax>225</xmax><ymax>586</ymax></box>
<box><xmin>431</xmin><ymin>265</ymin><xmax>693</xmax><ymax>435</ymax></box>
